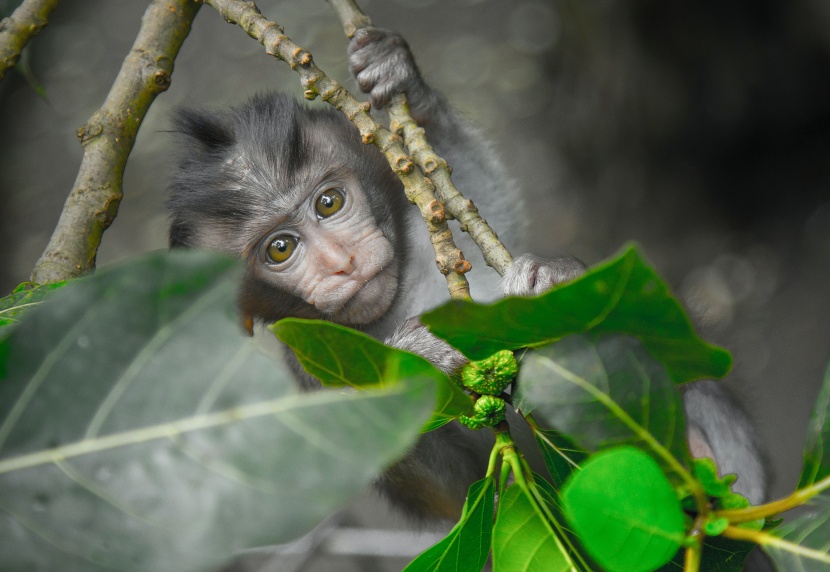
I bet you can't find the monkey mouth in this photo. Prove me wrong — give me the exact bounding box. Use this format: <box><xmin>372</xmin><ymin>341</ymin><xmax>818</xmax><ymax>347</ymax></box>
<box><xmin>323</xmin><ymin>266</ymin><xmax>398</xmax><ymax>324</ymax></box>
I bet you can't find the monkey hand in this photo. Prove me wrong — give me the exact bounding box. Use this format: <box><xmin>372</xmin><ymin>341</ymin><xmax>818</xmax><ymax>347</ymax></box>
<box><xmin>500</xmin><ymin>253</ymin><xmax>586</xmax><ymax>297</ymax></box>
<box><xmin>348</xmin><ymin>27</ymin><xmax>431</xmax><ymax>117</ymax></box>
<box><xmin>386</xmin><ymin>317</ymin><xmax>467</xmax><ymax>375</ymax></box>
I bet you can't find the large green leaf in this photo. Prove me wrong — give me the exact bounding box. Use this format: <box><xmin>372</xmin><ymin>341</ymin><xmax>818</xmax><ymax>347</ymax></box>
<box><xmin>515</xmin><ymin>334</ymin><xmax>691</xmax><ymax>485</ymax></box>
<box><xmin>561</xmin><ymin>447</ymin><xmax>686</xmax><ymax>572</ymax></box>
<box><xmin>422</xmin><ymin>245</ymin><xmax>731</xmax><ymax>384</ymax></box>
<box><xmin>0</xmin><ymin>251</ymin><xmax>435</xmax><ymax>571</ymax></box>
<box><xmin>799</xmin><ymin>362</ymin><xmax>830</xmax><ymax>488</ymax></box>
<box><xmin>404</xmin><ymin>476</ymin><xmax>495</xmax><ymax>572</ymax></box>
<box><xmin>272</xmin><ymin>318</ymin><xmax>473</xmax><ymax>430</ymax></box>
<box><xmin>492</xmin><ymin>484</ymin><xmax>578</xmax><ymax>572</ymax></box>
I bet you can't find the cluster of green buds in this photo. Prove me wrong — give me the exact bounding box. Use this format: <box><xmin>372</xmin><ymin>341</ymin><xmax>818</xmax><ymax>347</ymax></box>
<box><xmin>457</xmin><ymin>350</ymin><xmax>518</xmax><ymax>430</ymax></box>
<box><xmin>686</xmin><ymin>458</ymin><xmax>763</xmax><ymax>536</ymax></box>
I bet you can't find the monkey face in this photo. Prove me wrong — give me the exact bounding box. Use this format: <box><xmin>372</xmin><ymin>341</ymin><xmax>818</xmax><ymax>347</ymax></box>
<box><xmin>169</xmin><ymin>94</ymin><xmax>410</xmax><ymax>328</ymax></box>
<box><xmin>248</xmin><ymin>173</ymin><xmax>400</xmax><ymax>325</ymax></box>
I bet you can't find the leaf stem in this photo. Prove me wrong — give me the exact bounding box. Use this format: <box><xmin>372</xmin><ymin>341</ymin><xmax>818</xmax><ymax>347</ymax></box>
<box><xmin>683</xmin><ymin>537</ymin><xmax>702</xmax><ymax>572</ymax></box>
<box><xmin>722</xmin><ymin>525</ymin><xmax>830</xmax><ymax>564</ymax></box>
<box><xmin>716</xmin><ymin>474</ymin><xmax>830</xmax><ymax>523</ymax></box>
<box><xmin>486</xmin><ymin>432</ymin><xmax>503</xmax><ymax>478</ymax></box>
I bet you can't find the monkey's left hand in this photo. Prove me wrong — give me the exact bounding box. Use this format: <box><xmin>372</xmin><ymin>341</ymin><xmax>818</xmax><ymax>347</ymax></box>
<box><xmin>348</xmin><ymin>27</ymin><xmax>433</xmax><ymax>118</ymax></box>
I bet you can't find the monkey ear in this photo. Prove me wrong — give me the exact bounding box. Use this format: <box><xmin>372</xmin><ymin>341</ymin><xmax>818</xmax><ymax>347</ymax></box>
<box><xmin>174</xmin><ymin>108</ymin><xmax>235</xmax><ymax>149</ymax></box>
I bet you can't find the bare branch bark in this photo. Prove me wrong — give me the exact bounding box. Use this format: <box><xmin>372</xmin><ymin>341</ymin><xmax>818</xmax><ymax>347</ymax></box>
<box><xmin>327</xmin><ymin>0</ymin><xmax>514</xmax><ymax>277</ymax></box>
<box><xmin>387</xmin><ymin>92</ymin><xmax>514</xmax><ymax>276</ymax></box>
<box><xmin>0</xmin><ymin>0</ymin><xmax>60</xmax><ymax>81</ymax></box>
<box><xmin>203</xmin><ymin>0</ymin><xmax>472</xmax><ymax>300</ymax></box>
<box><xmin>31</xmin><ymin>0</ymin><xmax>201</xmax><ymax>284</ymax></box>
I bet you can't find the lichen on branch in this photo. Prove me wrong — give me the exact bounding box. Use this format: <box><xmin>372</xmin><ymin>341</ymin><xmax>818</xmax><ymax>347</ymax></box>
<box><xmin>203</xmin><ymin>0</ymin><xmax>472</xmax><ymax>300</ymax></box>
<box><xmin>0</xmin><ymin>0</ymin><xmax>60</xmax><ymax>81</ymax></box>
<box><xmin>30</xmin><ymin>0</ymin><xmax>201</xmax><ymax>284</ymax></box>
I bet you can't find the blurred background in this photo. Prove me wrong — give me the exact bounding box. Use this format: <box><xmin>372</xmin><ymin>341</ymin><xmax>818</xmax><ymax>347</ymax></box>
<box><xmin>1</xmin><ymin>0</ymin><xmax>829</xmax><ymax>569</ymax></box>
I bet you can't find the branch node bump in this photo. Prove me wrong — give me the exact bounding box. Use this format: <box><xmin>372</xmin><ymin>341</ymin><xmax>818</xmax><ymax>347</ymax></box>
<box><xmin>428</xmin><ymin>199</ymin><xmax>445</xmax><ymax>223</ymax></box>
<box><xmin>264</xmin><ymin>34</ymin><xmax>283</xmax><ymax>56</ymax></box>
<box><xmin>394</xmin><ymin>157</ymin><xmax>414</xmax><ymax>174</ymax></box>
<box><xmin>454</xmin><ymin>260</ymin><xmax>473</xmax><ymax>273</ymax></box>
<box><xmin>153</xmin><ymin>70</ymin><xmax>171</xmax><ymax>90</ymax></box>
<box><xmin>345</xmin><ymin>103</ymin><xmax>362</xmax><ymax>121</ymax></box>
<box><xmin>76</xmin><ymin>123</ymin><xmax>103</xmax><ymax>144</ymax></box>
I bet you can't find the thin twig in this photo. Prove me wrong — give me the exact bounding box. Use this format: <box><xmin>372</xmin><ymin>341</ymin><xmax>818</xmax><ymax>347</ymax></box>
<box><xmin>387</xmin><ymin>100</ymin><xmax>514</xmax><ymax>275</ymax></box>
<box><xmin>30</xmin><ymin>0</ymin><xmax>201</xmax><ymax>284</ymax></box>
<box><xmin>0</xmin><ymin>0</ymin><xmax>60</xmax><ymax>81</ymax></box>
<box><xmin>327</xmin><ymin>0</ymin><xmax>514</xmax><ymax>276</ymax></box>
<box><xmin>203</xmin><ymin>0</ymin><xmax>472</xmax><ymax>300</ymax></box>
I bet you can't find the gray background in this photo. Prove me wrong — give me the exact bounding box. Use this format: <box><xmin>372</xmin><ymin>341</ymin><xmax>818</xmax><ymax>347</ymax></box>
<box><xmin>1</xmin><ymin>0</ymin><xmax>829</xmax><ymax>568</ymax></box>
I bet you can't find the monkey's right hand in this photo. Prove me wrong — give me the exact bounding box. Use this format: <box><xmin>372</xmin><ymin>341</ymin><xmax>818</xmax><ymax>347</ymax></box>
<box><xmin>501</xmin><ymin>253</ymin><xmax>586</xmax><ymax>297</ymax></box>
<box><xmin>348</xmin><ymin>27</ymin><xmax>431</xmax><ymax>116</ymax></box>
<box><xmin>386</xmin><ymin>317</ymin><xmax>467</xmax><ymax>376</ymax></box>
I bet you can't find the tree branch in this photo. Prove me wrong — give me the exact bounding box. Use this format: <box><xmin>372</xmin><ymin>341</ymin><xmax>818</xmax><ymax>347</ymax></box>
<box><xmin>387</xmin><ymin>100</ymin><xmax>514</xmax><ymax>276</ymax></box>
<box><xmin>202</xmin><ymin>0</ymin><xmax>472</xmax><ymax>300</ymax></box>
<box><xmin>0</xmin><ymin>0</ymin><xmax>60</xmax><ymax>81</ymax></box>
<box><xmin>31</xmin><ymin>0</ymin><xmax>201</xmax><ymax>284</ymax></box>
<box><xmin>327</xmin><ymin>0</ymin><xmax>514</xmax><ymax>277</ymax></box>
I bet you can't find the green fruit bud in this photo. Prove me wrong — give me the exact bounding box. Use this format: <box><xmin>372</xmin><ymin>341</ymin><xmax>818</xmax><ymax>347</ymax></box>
<box><xmin>459</xmin><ymin>395</ymin><xmax>506</xmax><ymax>430</ymax></box>
<box><xmin>458</xmin><ymin>415</ymin><xmax>485</xmax><ymax>430</ymax></box>
<box><xmin>703</xmin><ymin>516</ymin><xmax>729</xmax><ymax>537</ymax></box>
<box><xmin>460</xmin><ymin>350</ymin><xmax>518</xmax><ymax>395</ymax></box>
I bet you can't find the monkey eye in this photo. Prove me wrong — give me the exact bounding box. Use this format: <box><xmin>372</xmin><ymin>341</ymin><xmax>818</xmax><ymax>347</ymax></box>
<box><xmin>266</xmin><ymin>234</ymin><xmax>298</xmax><ymax>264</ymax></box>
<box><xmin>315</xmin><ymin>188</ymin><xmax>345</xmax><ymax>218</ymax></box>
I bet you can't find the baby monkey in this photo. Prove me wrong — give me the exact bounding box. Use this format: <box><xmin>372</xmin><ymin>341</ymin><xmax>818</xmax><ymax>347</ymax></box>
<box><xmin>168</xmin><ymin>27</ymin><xmax>766</xmax><ymax>519</ymax></box>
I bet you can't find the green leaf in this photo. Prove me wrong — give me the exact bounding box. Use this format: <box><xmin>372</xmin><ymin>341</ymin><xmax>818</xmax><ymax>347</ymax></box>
<box><xmin>799</xmin><ymin>362</ymin><xmax>830</xmax><ymax>488</ymax></box>
<box><xmin>562</xmin><ymin>447</ymin><xmax>686</xmax><ymax>572</ymax></box>
<box><xmin>763</xmin><ymin>494</ymin><xmax>830</xmax><ymax>570</ymax></box>
<box><xmin>422</xmin><ymin>245</ymin><xmax>731</xmax><ymax>384</ymax></box>
<box><xmin>404</xmin><ymin>476</ymin><xmax>495</xmax><ymax>572</ymax></box>
<box><xmin>534</xmin><ymin>429</ymin><xmax>588</xmax><ymax>490</ymax></box>
<box><xmin>0</xmin><ymin>281</ymin><xmax>68</xmax><ymax>340</ymax></box>
<box><xmin>692</xmin><ymin>457</ymin><xmax>737</xmax><ymax>499</ymax></box>
<box><xmin>0</xmin><ymin>251</ymin><xmax>435</xmax><ymax>571</ymax></box>
<box><xmin>515</xmin><ymin>334</ymin><xmax>691</xmax><ymax>484</ymax></box>
<box><xmin>272</xmin><ymin>318</ymin><xmax>473</xmax><ymax>430</ymax></box>
<box><xmin>492</xmin><ymin>484</ymin><xmax>577</xmax><ymax>572</ymax></box>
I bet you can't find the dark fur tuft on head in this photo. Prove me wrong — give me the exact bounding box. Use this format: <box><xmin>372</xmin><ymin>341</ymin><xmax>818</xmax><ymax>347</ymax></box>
<box><xmin>173</xmin><ymin>109</ymin><xmax>236</xmax><ymax>150</ymax></box>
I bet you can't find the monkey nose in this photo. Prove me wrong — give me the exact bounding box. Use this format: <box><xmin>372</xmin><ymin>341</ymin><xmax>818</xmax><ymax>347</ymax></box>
<box><xmin>327</xmin><ymin>253</ymin><xmax>356</xmax><ymax>275</ymax></box>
